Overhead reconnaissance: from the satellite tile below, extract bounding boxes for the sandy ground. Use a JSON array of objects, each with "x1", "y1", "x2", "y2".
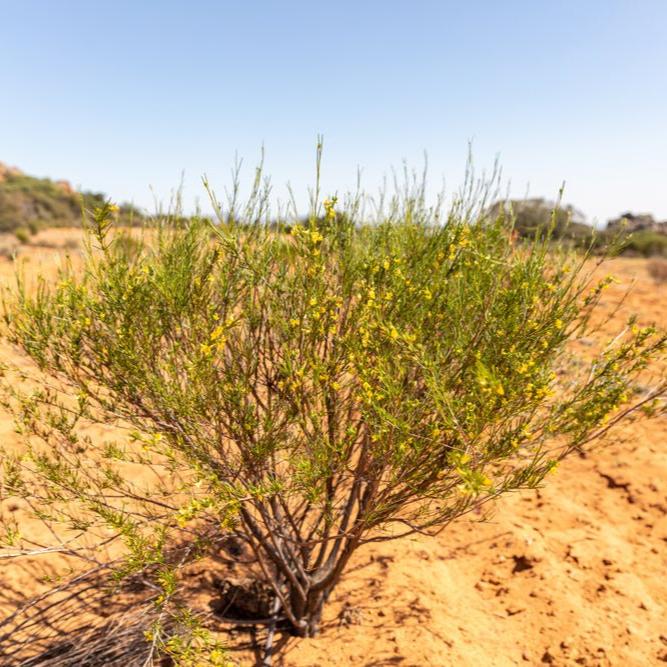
[{"x1": 0, "y1": 230, "x2": 665, "y2": 666}]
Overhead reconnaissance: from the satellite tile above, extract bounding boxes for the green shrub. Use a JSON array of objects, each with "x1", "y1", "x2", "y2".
[
  {"x1": 14, "y1": 227, "x2": 30, "y2": 244},
  {"x1": 488, "y1": 198, "x2": 592, "y2": 241},
  {"x1": 1, "y1": 165, "x2": 665, "y2": 658},
  {"x1": 622, "y1": 230, "x2": 667, "y2": 257},
  {"x1": 26, "y1": 219, "x2": 42, "y2": 236}
]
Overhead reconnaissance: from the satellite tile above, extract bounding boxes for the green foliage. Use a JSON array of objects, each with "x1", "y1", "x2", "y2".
[
  {"x1": 2, "y1": 166, "x2": 666, "y2": 656},
  {"x1": 26, "y1": 219, "x2": 42, "y2": 235},
  {"x1": 0, "y1": 170, "x2": 143, "y2": 232},
  {"x1": 14, "y1": 227, "x2": 30, "y2": 244},
  {"x1": 621, "y1": 230, "x2": 667, "y2": 257}
]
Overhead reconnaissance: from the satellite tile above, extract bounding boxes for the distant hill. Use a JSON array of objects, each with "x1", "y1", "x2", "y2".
[{"x1": 0, "y1": 162, "x2": 142, "y2": 232}]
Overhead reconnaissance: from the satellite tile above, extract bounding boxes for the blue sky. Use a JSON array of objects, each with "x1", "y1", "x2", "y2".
[{"x1": 1, "y1": 1, "x2": 665, "y2": 224}]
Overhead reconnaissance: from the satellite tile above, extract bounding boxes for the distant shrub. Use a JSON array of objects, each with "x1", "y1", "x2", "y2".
[
  {"x1": 14, "y1": 227, "x2": 30, "y2": 244},
  {"x1": 622, "y1": 231, "x2": 667, "y2": 257},
  {"x1": 2, "y1": 161, "x2": 666, "y2": 661},
  {"x1": 62, "y1": 237, "x2": 80, "y2": 251},
  {"x1": 488, "y1": 198, "x2": 592, "y2": 242},
  {"x1": 26, "y1": 220, "x2": 42, "y2": 235},
  {"x1": 648, "y1": 258, "x2": 667, "y2": 283}
]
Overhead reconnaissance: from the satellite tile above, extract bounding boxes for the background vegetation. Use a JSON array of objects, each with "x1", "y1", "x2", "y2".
[{"x1": 0, "y1": 167, "x2": 142, "y2": 233}]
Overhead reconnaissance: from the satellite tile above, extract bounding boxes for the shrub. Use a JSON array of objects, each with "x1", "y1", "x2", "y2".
[
  {"x1": 622, "y1": 230, "x2": 667, "y2": 257},
  {"x1": 14, "y1": 227, "x2": 30, "y2": 244},
  {"x1": 487, "y1": 198, "x2": 592, "y2": 241},
  {"x1": 26, "y1": 219, "x2": 42, "y2": 236},
  {"x1": 62, "y1": 237, "x2": 80, "y2": 251},
  {"x1": 1, "y1": 165, "x2": 666, "y2": 657},
  {"x1": 648, "y1": 258, "x2": 667, "y2": 283}
]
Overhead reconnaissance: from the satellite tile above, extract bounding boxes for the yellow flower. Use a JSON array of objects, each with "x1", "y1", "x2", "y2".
[
  {"x1": 496, "y1": 385, "x2": 505, "y2": 396},
  {"x1": 108, "y1": 203, "x2": 120, "y2": 214},
  {"x1": 555, "y1": 319, "x2": 563, "y2": 330},
  {"x1": 323, "y1": 197, "x2": 337, "y2": 220},
  {"x1": 389, "y1": 326, "x2": 399, "y2": 340},
  {"x1": 210, "y1": 325, "x2": 225, "y2": 341}
]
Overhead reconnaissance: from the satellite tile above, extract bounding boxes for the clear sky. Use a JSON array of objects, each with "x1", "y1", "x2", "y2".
[{"x1": 1, "y1": 1, "x2": 665, "y2": 224}]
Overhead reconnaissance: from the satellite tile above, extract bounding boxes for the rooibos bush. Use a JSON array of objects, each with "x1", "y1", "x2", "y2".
[{"x1": 2, "y1": 159, "x2": 665, "y2": 657}]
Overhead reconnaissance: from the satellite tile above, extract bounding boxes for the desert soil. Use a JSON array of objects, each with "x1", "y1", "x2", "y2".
[{"x1": 0, "y1": 229, "x2": 666, "y2": 666}]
